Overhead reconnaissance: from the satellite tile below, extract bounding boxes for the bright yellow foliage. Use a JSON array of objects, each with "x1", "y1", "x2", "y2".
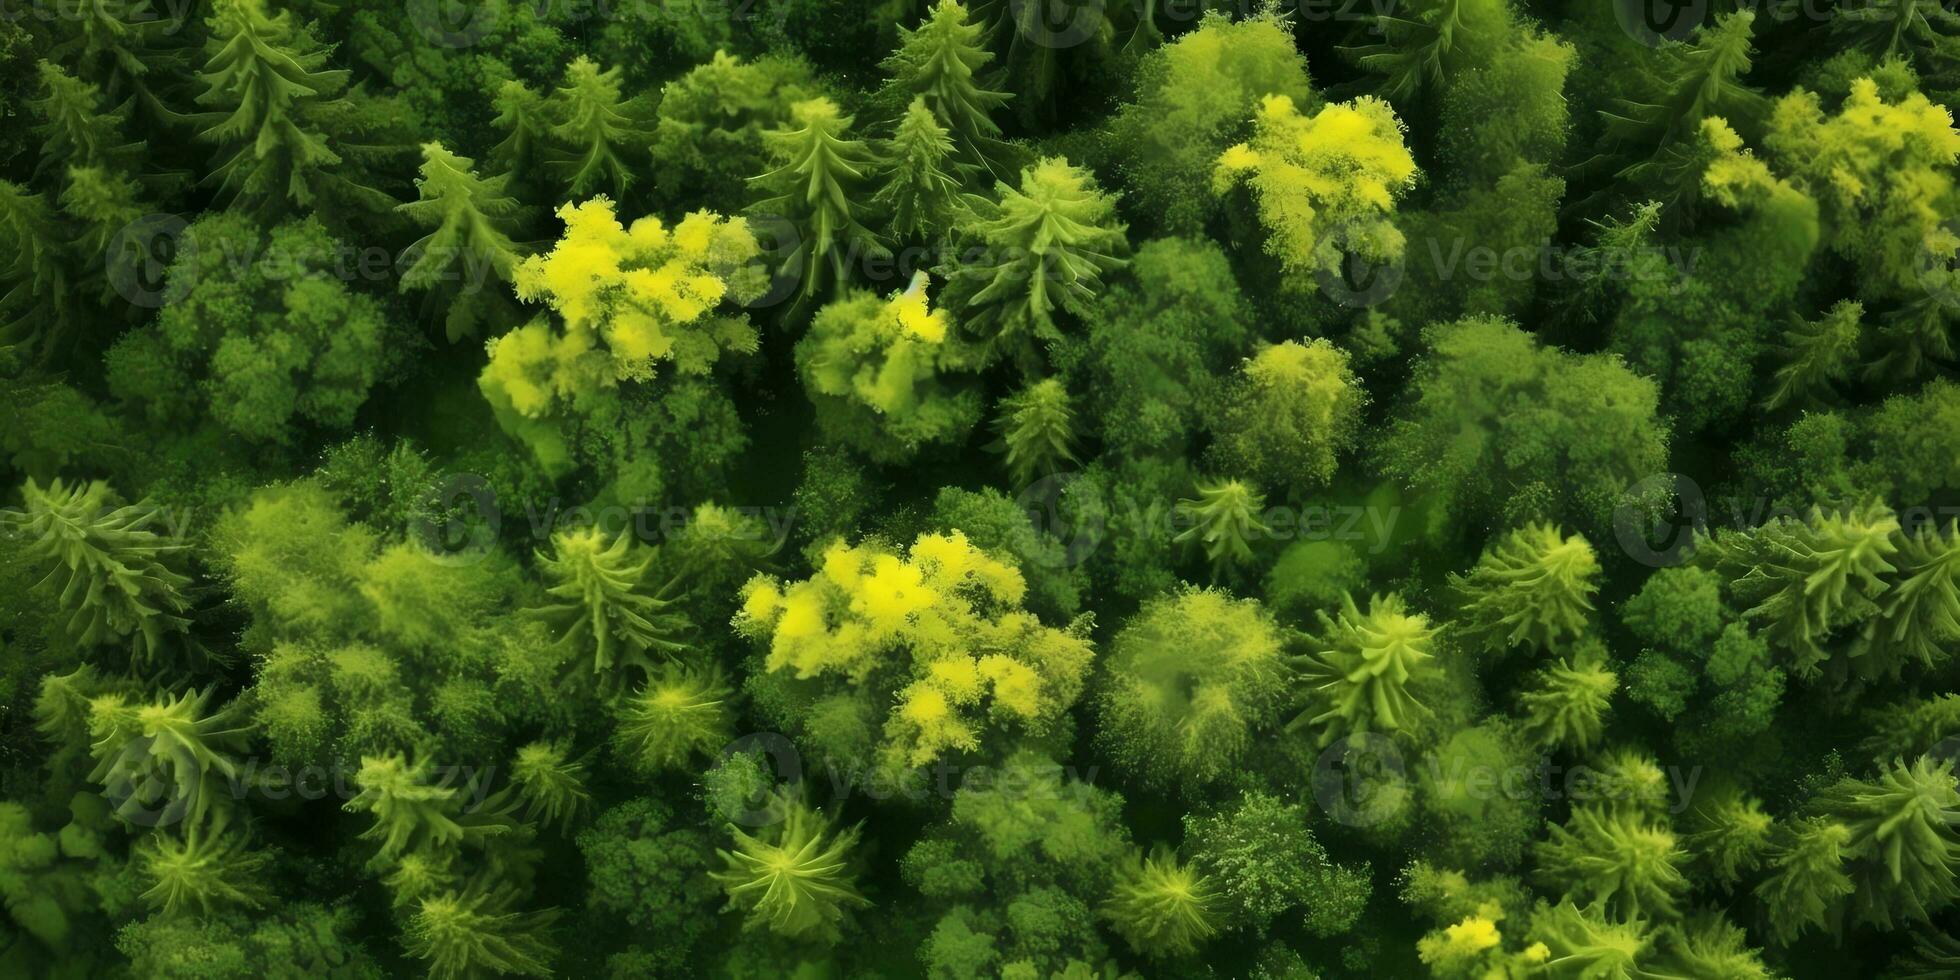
[
  {"x1": 489, "y1": 198, "x2": 764, "y2": 407},
  {"x1": 1213, "y1": 94, "x2": 1417, "y2": 289},
  {"x1": 1763, "y1": 77, "x2": 1960, "y2": 293},
  {"x1": 736, "y1": 531, "x2": 1094, "y2": 766}
]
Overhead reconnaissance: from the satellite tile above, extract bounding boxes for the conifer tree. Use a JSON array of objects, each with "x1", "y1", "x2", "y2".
[
  {"x1": 545, "y1": 57, "x2": 649, "y2": 200},
  {"x1": 880, "y1": 0, "x2": 1012, "y2": 175},
  {"x1": 875, "y1": 98, "x2": 978, "y2": 242},
  {"x1": 397, "y1": 142, "x2": 529, "y2": 343},
  {"x1": 193, "y1": 0, "x2": 360, "y2": 216},
  {"x1": 750, "y1": 97, "x2": 886, "y2": 305}
]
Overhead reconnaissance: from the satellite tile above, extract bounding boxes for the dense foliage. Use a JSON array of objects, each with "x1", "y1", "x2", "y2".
[{"x1": 6, "y1": 0, "x2": 1960, "y2": 976}]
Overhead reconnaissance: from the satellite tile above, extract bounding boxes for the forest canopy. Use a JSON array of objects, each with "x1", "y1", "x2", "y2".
[{"x1": 6, "y1": 0, "x2": 1960, "y2": 977}]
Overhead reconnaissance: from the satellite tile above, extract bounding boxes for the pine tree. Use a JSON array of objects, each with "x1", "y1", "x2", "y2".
[
  {"x1": 545, "y1": 57, "x2": 649, "y2": 200},
  {"x1": 1597, "y1": 12, "x2": 1767, "y2": 187},
  {"x1": 880, "y1": 0, "x2": 1012, "y2": 176},
  {"x1": 193, "y1": 0, "x2": 357, "y2": 215},
  {"x1": 0, "y1": 181, "x2": 79, "y2": 356},
  {"x1": 29, "y1": 61, "x2": 144, "y2": 182},
  {"x1": 52, "y1": 0, "x2": 197, "y2": 136},
  {"x1": 875, "y1": 98, "x2": 978, "y2": 242},
  {"x1": 489, "y1": 80, "x2": 553, "y2": 186},
  {"x1": 2, "y1": 477, "x2": 195, "y2": 666},
  {"x1": 943, "y1": 156, "x2": 1126, "y2": 367},
  {"x1": 1766, "y1": 301, "x2": 1862, "y2": 409},
  {"x1": 749, "y1": 97, "x2": 886, "y2": 305},
  {"x1": 397, "y1": 142, "x2": 529, "y2": 343},
  {"x1": 58, "y1": 166, "x2": 148, "y2": 307}
]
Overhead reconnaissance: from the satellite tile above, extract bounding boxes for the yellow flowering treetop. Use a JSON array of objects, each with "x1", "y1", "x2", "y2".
[
  {"x1": 735, "y1": 530, "x2": 1095, "y2": 767},
  {"x1": 796, "y1": 272, "x2": 983, "y2": 462},
  {"x1": 482, "y1": 197, "x2": 765, "y2": 416},
  {"x1": 1763, "y1": 77, "x2": 1960, "y2": 295},
  {"x1": 477, "y1": 198, "x2": 770, "y2": 483},
  {"x1": 1213, "y1": 94, "x2": 1417, "y2": 289}
]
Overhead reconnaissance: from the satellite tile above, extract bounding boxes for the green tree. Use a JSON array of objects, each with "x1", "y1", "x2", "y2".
[
  {"x1": 879, "y1": 0, "x2": 1011, "y2": 174},
  {"x1": 1093, "y1": 588, "x2": 1289, "y2": 791},
  {"x1": 396, "y1": 142, "x2": 528, "y2": 343},
  {"x1": 750, "y1": 96, "x2": 885, "y2": 305},
  {"x1": 942, "y1": 157, "x2": 1127, "y2": 369},
  {"x1": 796, "y1": 274, "x2": 982, "y2": 462},
  {"x1": 193, "y1": 0, "x2": 381, "y2": 216},
  {"x1": 545, "y1": 57, "x2": 649, "y2": 199}
]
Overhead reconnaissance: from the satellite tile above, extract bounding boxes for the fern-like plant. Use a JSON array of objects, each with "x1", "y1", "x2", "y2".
[
  {"x1": 1856, "y1": 521, "x2": 1960, "y2": 678},
  {"x1": 613, "y1": 662, "x2": 733, "y2": 776},
  {"x1": 994, "y1": 377, "x2": 1079, "y2": 487},
  {"x1": 510, "y1": 740, "x2": 590, "y2": 834},
  {"x1": 545, "y1": 57, "x2": 648, "y2": 199},
  {"x1": 1103, "y1": 844, "x2": 1219, "y2": 958},
  {"x1": 1765, "y1": 300, "x2": 1862, "y2": 410},
  {"x1": 750, "y1": 97, "x2": 886, "y2": 305},
  {"x1": 1814, "y1": 756, "x2": 1960, "y2": 930},
  {"x1": 1755, "y1": 816, "x2": 1854, "y2": 944},
  {"x1": 1450, "y1": 522, "x2": 1600, "y2": 655},
  {"x1": 1173, "y1": 479, "x2": 1270, "y2": 575},
  {"x1": 136, "y1": 813, "x2": 271, "y2": 915},
  {"x1": 1682, "y1": 785, "x2": 1774, "y2": 889},
  {"x1": 87, "y1": 688, "x2": 247, "y2": 829},
  {"x1": 396, "y1": 142, "x2": 528, "y2": 343},
  {"x1": 711, "y1": 794, "x2": 870, "y2": 941},
  {"x1": 943, "y1": 156, "x2": 1127, "y2": 367},
  {"x1": 879, "y1": 0, "x2": 1012, "y2": 175},
  {"x1": 876, "y1": 97, "x2": 980, "y2": 241},
  {"x1": 193, "y1": 0, "x2": 365, "y2": 215},
  {"x1": 1517, "y1": 644, "x2": 1618, "y2": 751},
  {"x1": 407, "y1": 886, "x2": 559, "y2": 980},
  {"x1": 1700, "y1": 501, "x2": 1900, "y2": 677},
  {"x1": 344, "y1": 754, "x2": 511, "y2": 869},
  {"x1": 1534, "y1": 805, "x2": 1689, "y2": 920},
  {"x1": 1289, "y1": 592, "x2": 1438, "y2": 746},
  {"x1": 5, "y1": 477, "x2": 194, "y2": 665},
  {"x1": 532, "y1": 527, "x2": 687, "y2": 690}
]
